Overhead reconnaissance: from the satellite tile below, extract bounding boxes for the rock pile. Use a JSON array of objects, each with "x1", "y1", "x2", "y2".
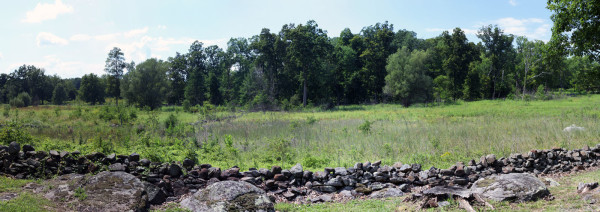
[{"x1": 2, "y1": 141, "x2": 600, "y2": 206}]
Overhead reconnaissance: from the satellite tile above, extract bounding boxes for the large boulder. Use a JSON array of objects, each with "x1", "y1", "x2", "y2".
[
  {"x1": 33, "y1": 171, "x2": 148, "y2": 212},
  {"x1": 180, "y1": 180, "x2": 274, "y2": 212},
  {"x1": 470, "y1": 173, "x2": 549, "y2": 202}
]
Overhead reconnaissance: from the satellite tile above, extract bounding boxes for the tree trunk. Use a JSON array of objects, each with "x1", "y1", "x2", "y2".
[{"x1": 303, "y1": 78, "x2": 307, "y2": 107}]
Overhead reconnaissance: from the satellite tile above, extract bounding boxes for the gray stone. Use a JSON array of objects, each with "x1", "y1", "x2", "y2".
[
  {"x1": 369, "y1": 188, "x2": 404, "y2": 198},
  {"x1": 169, "y1": 163, "x2": 182, "y2": 178},
  {"x1": 334, "y1": 167, "x2": 347, "y2": 176},
  {"x1": 106, "y1": 153, "x2": 116, "y2": 161},
  {"x1": 543, "y1": 178, "x2": 560, "y2": 187},
  {"x1": 35, "y1": 172, "x2": 148, "y2": 211},
  {"x1": 325, "y1": 177, "x2": 343, "y2": 187},
  {"x1": 129, "y1": 152, "x2": 140, "y2": 162},
  {"x1": 22, "y1": 144, "x2": 34, "y2": 152},
  {"x1": 290, "y1": 163, "x2": 303, "y2": 178},
  {"x1": 577, "y1": 182, "x2": 598, "y2": 193},
  {"x1": 180, "y1": 181, "x2": 273, "y2": 212},
  {"x1": 471, "y1": 173, "x2": 549, "y2": 202},
  {"x1": 139, "y1": 159, "x2": 151, "y2": 167},
  {"x1": 399, "y1": 164, "x2": 412, "y2": 172},
  {"x1": 369, "y1": 182, "x2": 387, "y2": 191},
  {"x1": 423, "y1": 186, "x2": 472, "y2": 199},
  {"x1": 354, "y1": 162, "x2": 363, "y2": 170},
  {"x1": 339, "y1": 190, "x2": 353, "y2": 197},
  {"x1": 8, "y1": 142, "x2": 20, "y2": 155},
  {"x1": 311, "y1": 194, "x2": 332, "y2": 203},
  {"x1": 438, "y1": 201, "x2": 450, "y2": 207},
  {"x1": 109, "y1": 163, "x2": 126, "y2": 172},
  {"x1": 144, "y1": 182, "x2": 166, "y2": 205},
  {"x1": 312, "y1": 185, "x2": 336, "y2": 193}
]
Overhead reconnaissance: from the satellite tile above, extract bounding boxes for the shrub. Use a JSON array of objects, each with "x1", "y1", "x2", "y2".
[
  {"x1": 358, "y1": 120, "x2": 372, "y2": 134},
  {"x1": 536, "y1": 85, "x2": 547, "y2": 100},
  {"x1": 164, "y1": 113, "x2": 178, "y2": 129},
  {"x1": 0, "y1": 122, "x2": 35, "y2": 145},
  {"x1": 9, "y1": 92, "x2": 31, "y2": 108}
]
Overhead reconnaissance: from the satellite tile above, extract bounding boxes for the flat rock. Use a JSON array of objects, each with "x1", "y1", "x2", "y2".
[
  {"x1": 33, "y1": 171, "x2": 148, "y2": 212},
  {"x1": 180, "y1": 181, "x2": 274, "y2": 212},
  {"x1": 423, "y1": 186, "x2": 472, "y2": 199},
  {"x1": 471, "y1": 173, "x2": 549, "y2": 202},
  {"x1": 370, "y1": 188, "x2": 404, "y2": 198}
]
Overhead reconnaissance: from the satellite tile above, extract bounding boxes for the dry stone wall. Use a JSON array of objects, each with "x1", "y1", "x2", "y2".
[{"x1": 2, "y1": 141, "x2": 600, "y2": 205}]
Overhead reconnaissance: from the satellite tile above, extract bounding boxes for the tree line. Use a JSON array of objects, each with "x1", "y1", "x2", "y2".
[{"x1": 1, "y1": 7, "x2": 599, "y2": 109}]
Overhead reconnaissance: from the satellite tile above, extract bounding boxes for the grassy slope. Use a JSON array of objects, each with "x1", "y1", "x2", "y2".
[{"x1": 1, "y1": 95, "x2": 599, "y2": 171}]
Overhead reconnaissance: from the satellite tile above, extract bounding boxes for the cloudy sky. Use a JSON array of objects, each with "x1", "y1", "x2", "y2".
[{"x1": 0, "y1": 0, "x2": 553, "y2": 78}]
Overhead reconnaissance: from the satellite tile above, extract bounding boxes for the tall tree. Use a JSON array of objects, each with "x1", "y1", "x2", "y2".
[
  {"x1": 104, "y1": 47, "x2": 126, "y2": 106},
  {"x1": 52, "y1": 83, "x2": 67, "y2": 105},
  {"x1": 477, "y1": 25, "x2": 515, "y2": 99},
  {"x1": 548, "y1": 0, "x2": 600, "y2": 60},
  {"x1": 360, "y1": 22, "x2": 395, "y2": 102},
  {"x1": 384, "y1": 47, "x2": 433, "y2": 106},
  {"x1": 185, "y1": 41, "x2": 207, "y2": 106},
  {"x1": 123, "y1": 58, "x2": 168, "y2": 109},
  {"x1": 79, "y1": 73, "x2": 105, "y2": 105},
  {"x1": 440, "y1": 28, "x2": 479, "y2": 100},
  {"x1": 282, "y1": 20, "x2": 331, "y2": 107},
  {"x1": 166, "y1": 52, "x2": 187, "y2": 105}
]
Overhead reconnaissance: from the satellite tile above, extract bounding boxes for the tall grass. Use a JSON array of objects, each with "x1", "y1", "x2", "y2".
[{"x1": 1, "y1": 95, "x2": 599, "y2": 171}]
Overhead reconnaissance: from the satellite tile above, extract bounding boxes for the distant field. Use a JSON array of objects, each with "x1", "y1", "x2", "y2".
[{"x1": 1, "y1": 95, "x2": 599, "y2": 171}]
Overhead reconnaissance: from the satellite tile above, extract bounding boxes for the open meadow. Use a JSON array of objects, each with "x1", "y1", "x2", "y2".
[{"x1": 2, "y1": 94, "x2": 598, "y2": 172}]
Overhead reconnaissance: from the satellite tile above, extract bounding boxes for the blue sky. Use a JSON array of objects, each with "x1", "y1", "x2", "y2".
[{"x1": 0, "y1": 0, "x2": 553, "y2": 78}]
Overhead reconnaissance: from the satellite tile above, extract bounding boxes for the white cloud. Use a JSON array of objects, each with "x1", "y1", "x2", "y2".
[
  {"x1": 94, "y1": 33, "x2": 121, "y2": 41},
  {"x1": 37, "y1": 32, "x2": 69, "y2": 46},
  {"x1": 509, "y1": 0, "x2": 517, "y2": 6},
  {"x1": 495, "y1": 17, "x2": 550, "y2": 40},
  {"x1": 157, "y1": 25, "x2": 167, "y2": 30},
  {"x1": 124, "y1": 27, "x2": 149, "y2": 38},
  {"x1": 6, "y1": 55, "x2": 104, "y2": 78},
  {"x1": 0, "y1": 52, "x2": 3, "y2": 60},
  {"x1": 22, "y1": 0, "x2": 73, "y2": 23},
  {"x1": 70, "y1": 34, "x2": 92, "y2": 41}
]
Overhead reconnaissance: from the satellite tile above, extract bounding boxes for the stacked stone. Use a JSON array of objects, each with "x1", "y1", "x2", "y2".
[{"x1": 2, "y1": 141, "x2": 600, "y2": 205}]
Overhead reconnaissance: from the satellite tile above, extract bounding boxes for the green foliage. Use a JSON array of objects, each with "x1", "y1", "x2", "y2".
[
  {"x1": 74, "y1": 187, "x2": 87, "y2": 201},
  {"x1": 536, "y1": 85, "x2": 548, "y2": 100},
  {"x1": 10, "y1": 92, "x2": 31, "y2": 108},
  {"x1": 268, "y1": 138, "x2": 292, "y2": 167},
  {"x1": 548, "y1": 0, "x2": 600, "y2": 59},
  {"x1": 306, "y1": 116, "x2": 317, "y2": 125},
  {"x1": 89, "y1": 136, "x2": 113, "y2": 154},
  {"x1": 358, "y1": 120, "x2": 372, "y2": 134},
  {"x1": 384, "y1": 47, "x2": 433, "y2": 106},
  {"x1": 0, "y1": 122, "x2": 34, "y2": 145},
  {"x1": 122, "y1": 58, "x2": 168, "y2": 109},
  {"x1": 52, "y1": 83, "x2": 67, "y2": 105},
  {"x1": 79, "y1": 73, "x2": 106, "y2": 105},
  {"x1": 164, "y1": 113, "x2": 179, "y2": 129},
  {"x1": 3, "y1": 105, "x2": 9, "y2": 117}
]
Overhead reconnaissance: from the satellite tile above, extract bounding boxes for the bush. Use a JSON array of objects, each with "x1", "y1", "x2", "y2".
[
  {"x1": 164, "y1": 113, "x2": 178, "y2": 129},
  {"x1": 0, "y1": 122, "x2": 35, "y2": 145},
  {"x1": 9, "y1": 92, "x2": 31, "y2": 108},
  {"x1": 536, "y1": 85, "x2": 548, "y2": 100},
  {"x1": 358, "y1": 120, "x2": 372, "y2": 134}
]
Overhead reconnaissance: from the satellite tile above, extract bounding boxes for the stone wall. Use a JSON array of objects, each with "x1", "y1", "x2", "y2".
[{"x1": 2, "y1": 141, "x2": 600, "y2": 204}]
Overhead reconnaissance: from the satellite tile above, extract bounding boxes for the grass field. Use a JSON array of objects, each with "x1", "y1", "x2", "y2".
[{"x1": 1, "y1": 95, "x2": 599, "y2": 171}]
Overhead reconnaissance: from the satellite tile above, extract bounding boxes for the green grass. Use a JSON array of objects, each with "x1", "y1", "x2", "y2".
[
  {"x1": 0, "y1": 176, "x2": 52, "y2": 212},
  {"x1": 2, "y1": 95, "x2": 600, "y2": 171}
]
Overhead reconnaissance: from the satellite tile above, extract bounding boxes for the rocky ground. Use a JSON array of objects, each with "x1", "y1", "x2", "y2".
[{"x1": 4, "y1": 142, "x2": 600, "y2": 211}]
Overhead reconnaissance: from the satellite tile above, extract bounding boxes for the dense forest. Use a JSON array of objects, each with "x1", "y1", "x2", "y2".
[{"x1": 1, "y1": 2, "x2": 599, "y2": 110}]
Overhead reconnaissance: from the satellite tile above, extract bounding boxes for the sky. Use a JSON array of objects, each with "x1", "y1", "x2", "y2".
[{"x1": 0, "y1": 0, "x2": 554, "y2": 78}]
